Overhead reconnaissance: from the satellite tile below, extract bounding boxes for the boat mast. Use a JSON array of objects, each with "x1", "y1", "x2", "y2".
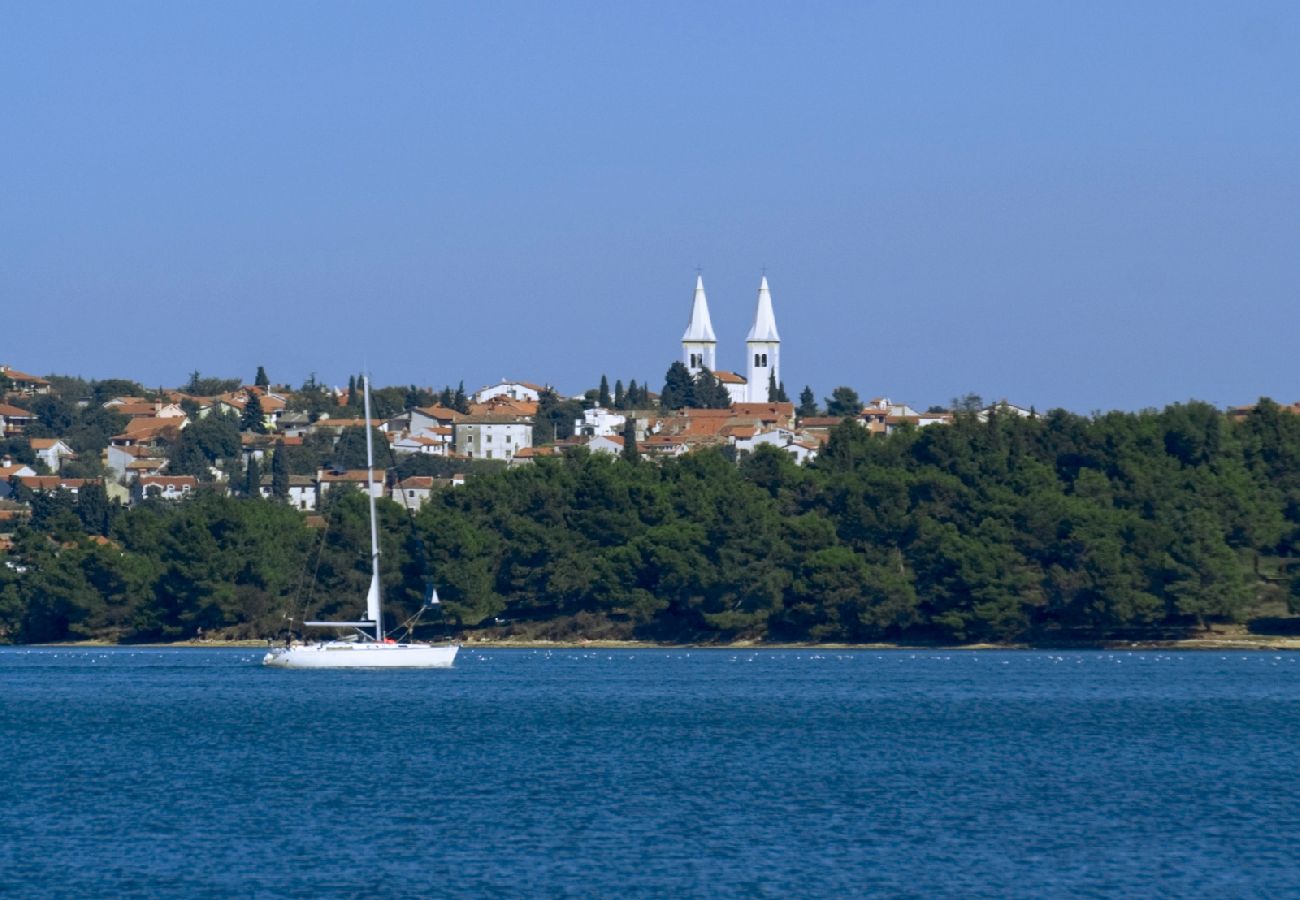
[{"x1": 362, "y1": 373, "x2": 384, "y2": 640}]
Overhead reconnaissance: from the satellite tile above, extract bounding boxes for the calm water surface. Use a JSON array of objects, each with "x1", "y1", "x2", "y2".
[{"x1": 1, "y1": 648, "x2": 1298, "y2": 897}]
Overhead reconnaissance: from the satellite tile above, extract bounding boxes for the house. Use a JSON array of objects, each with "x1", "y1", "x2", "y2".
[
  {"x1": 716, "y1": 370, "x2": 749, "y2": 404},
  {"x1": 0, "y1": 463, "x2": 38, "y2": 499},
  {"x1": 15, "y1": 475, "x2": 92, "y2": 495},
  {"x1": 453, "y1": 415, "x2": 533, "y2": 461},
  {"x1": 132, "y1": 475, "x2": 197, "y2": 503},
  {"x1": 736, "y1": 428, "x2": 819, "y2": 465},
  {"x1": 390, "y1": 432, "x2": 452, "y2": 456},
  {"x1": 509, "y1": 446, "x2": 562, "y2": 466},
  {"x1": 105, "y1": 399, "x2": 187, "y2": 420},
  {"x1": 317, "y1": 469, "x2": 385, "y2": 499},
  {"x1": 640, "y1": 435, "x2": 689, "y2": 458},
  {"x1": 104, "y1": 443, "x2": 172, "y2": 483},
  {"x1": 977, "y1": 401, "x2": 1035, "y2": 423},
  {"x1": 0, "y1": 403, "x2": 35, "y2": 436},
  {"x1": 258, "y1": 474, "x2": 319, "y2": 511},
  {"x1": 470, "y1": 395, "x2": 539, "y2": 418},
  {"x1": 111, "y1": 416, "x2": 185, "y2": 446},
  {"x1": 1226, "y1": 401, "x2": 1300, "y2": 423},
  {"x1": 588, "y1": 434, "x2": 625, "y2": 456},
  {"x1": 216, "y1": 387, "x2": 288, "y2": 430},
  {"x1": 0, "y1": 365, "x2": 51, "y2": 397},
  {"x1": 387, "y1": 475, "x2": 458, "y2": 508},
  {"x1": 575, "y1": 407, "x2": 626, "y2": 438},
  {"x1": 28, "y1": 438, "x2": 76, "y2": 473},
  {"x1": 471, "y1": 380, "x2": 546, "y2": 404}
]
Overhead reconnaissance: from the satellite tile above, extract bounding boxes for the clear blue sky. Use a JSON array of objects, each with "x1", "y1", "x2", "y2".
[{"x1": 4, "y1": 2, "x2": 1297, "y2": 411}]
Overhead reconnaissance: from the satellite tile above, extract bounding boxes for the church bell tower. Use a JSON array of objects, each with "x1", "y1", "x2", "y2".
[
  {"x1": 745, "y1": 275, "x2": 780, "y2": 402},
  {"x1": 681, "y1": 274, "x2": 717, "y2": 375}
]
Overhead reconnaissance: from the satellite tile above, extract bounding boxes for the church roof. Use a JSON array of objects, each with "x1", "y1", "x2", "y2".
[
  {"x1": 682, "y1": 275, "x2": 717, "y2": 343},
  {"x1": 746, "y1": 275, "x2": 781, "y2": 343}
]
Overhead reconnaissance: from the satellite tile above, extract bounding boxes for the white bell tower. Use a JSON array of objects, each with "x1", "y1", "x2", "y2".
[
  {"x1": 745, "y1": 275, "x2": 780, "y2": 402},
  {"x1": 681, "y1": 274, "x2": 717, "y2": 375}
]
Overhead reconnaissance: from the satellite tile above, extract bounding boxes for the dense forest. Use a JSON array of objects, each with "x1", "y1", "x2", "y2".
[{"x1": 4, "y1": 399, "x2": 1300, "y2": 644}]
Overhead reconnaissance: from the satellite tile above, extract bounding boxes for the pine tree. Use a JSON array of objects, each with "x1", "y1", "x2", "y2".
[
  {"x1": 254, "y1": 366, "x2": 269, "y2": 388},
  {"x1": 825, "y1": 386, "x2": 863, "y2": 418},
  {"x1": 621, "y1": 416, "x2": 638, "y2": 463},
  {"x1": 271, "y1": 440, "x2": 290, "y2": 500},
  {"x1": 453, "y1": 381, "x2": 470, "y2": 414},
  {"x1": 240, "y1": 391, "x2": 268, "y2": 434},
  {"x1": 614, "y1": 379, "x2": 626, "y2": 409},
  {"x1": 797, "y1": 385, "x2": 819, "y2": 418}
]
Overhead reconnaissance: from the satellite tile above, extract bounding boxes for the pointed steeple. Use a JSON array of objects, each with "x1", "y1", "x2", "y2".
[
  {"x1": 682, "y1": 274, "x2": 717, "y2": 375},
  {"x1": 745, "y1": 275, "x2": 781, "y2": 402},
  {"x1": 746, "y1": 275, "x2": 780, "y2": 342},
  {"x1": 682, "y1": 275, "x2": 717, "y2": 343}
]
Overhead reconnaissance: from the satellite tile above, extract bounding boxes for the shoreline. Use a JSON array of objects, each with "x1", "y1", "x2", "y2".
[{"x1": 22, "y1": 635, "x2": 1300, "y2": 651}]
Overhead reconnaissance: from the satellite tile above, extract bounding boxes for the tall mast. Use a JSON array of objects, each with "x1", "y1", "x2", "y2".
[{"x1": 362, "y1": 373, "x2": 383, "y2": 640}]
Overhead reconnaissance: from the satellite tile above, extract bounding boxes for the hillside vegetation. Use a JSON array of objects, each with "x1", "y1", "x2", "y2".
[{"x1": 5, "y1": 400, "x2": 1300, "y2": 644}]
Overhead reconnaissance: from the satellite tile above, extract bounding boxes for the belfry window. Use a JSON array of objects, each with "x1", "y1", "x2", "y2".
[{"x1": 754, "y1": 353, "x2": 768, "y2": 367}]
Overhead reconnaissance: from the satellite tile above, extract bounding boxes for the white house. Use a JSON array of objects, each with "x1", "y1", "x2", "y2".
[
  {"x1": 132, "y1": 475, "x2": 197, "y2": 503},
  {"x1": 977, "y1": 401, "x2": 1036, "y2": 423},
  {"x1": 390, "y1": 432, "x2": 451, "y2": 457},
  {"x1": 454, "y1": 415, "x2": 533, "y2": 462},
  {"x1": 317, "y1": 469, "x2": 385, "y2": 499},
  {"x1": 471, "y1": 380, "x2": 545, "y2": 405},
  {"x1": 258, "y1": 474, "x2": 318, "y2": 511},
  {"x1": 575, "y1": 407, "x2": 626, "y2": 438},
  {"x1": 588, "y1": 434, "x2": 625, "y2": 456},
  {"x1": 29, "y1": 438, "x2": 76, "y2": 473},
  {"x1": 0, "y1": 403, "x2": 36, "y2": 436},
  {"x1": 0, "y1": 365, "x2": 51, "y2": 396},
  {"x1": 105, "y1": 445, "x2": 168, "y2": 483},
  {"x1": 736, "y1": 428, "x2": 820, "y2": 465},
  {"x1": 0, "y1": 463, "x2": 38, "y2": 499}
]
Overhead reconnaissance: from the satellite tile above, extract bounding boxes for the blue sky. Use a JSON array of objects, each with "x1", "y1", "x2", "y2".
[{"x1": 3, "y1": 2, "x2": 1297, "y2": 411}]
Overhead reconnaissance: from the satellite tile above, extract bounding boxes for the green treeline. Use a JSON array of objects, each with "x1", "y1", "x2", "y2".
[{"x1": 4, "y1": 399, "x2": 1300, "y2": 644}]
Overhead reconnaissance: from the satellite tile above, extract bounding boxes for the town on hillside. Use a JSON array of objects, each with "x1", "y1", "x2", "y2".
[{"x1": 0, "y1": 276, "x2": 1280, "y2": 527}]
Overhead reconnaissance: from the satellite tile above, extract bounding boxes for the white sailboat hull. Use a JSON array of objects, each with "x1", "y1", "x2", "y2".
[{"x1": 263, "y1": 642, "x2": 459, "y2": 669}]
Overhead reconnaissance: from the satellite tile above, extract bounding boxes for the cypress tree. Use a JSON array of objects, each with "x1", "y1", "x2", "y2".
[
  {"x1": 598, "y1": 375, "x2": 612, "y2": 408},
  {"x1": 240, "y1": 391, "x2": 268, "y2": 434},
  {"x1": 453, "y1": 381, "x2": 470, "y2": 414},
  {"x1": 797, "y1": 386, "x2": 819, "y2": 418},
  {"x1": 627, "y1": 380, "x2": 640, "y2": 408},
  {"x1": 271, "y1": 440, "x2": 290, "y2": 500},
  {"x1": 614, "y1": 379, "x2": 626, "y2": 409},
  {"x1": 661, "y1": 362, "x2": 693, "y2": 410},
  {"x1": 254, "y1": 366, "x2": 270, "y2": 388},
  {"x1": 438, "y1": 385, "x2": 453, "y2": 408},
  {"x1": 244, "y1": 455, "x2": 262, "y2": 498},
  {"x1": 621, "y1": 416, "x2": 638, "y2": 463}
]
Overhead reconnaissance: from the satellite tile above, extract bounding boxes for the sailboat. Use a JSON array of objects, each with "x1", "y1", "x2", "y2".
[{"x1": 263, "y1": 374, "x2": 460, "y2": 669}]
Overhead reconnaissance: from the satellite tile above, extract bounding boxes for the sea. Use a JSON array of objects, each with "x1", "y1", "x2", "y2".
[{"x1": 1, "y1": 647, "x2": 1298, "y2": 898}]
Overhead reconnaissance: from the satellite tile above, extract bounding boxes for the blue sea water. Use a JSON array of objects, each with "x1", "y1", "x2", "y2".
[{"x1": 2, "y1": 648, "x2": 1298, "y2": 898}]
